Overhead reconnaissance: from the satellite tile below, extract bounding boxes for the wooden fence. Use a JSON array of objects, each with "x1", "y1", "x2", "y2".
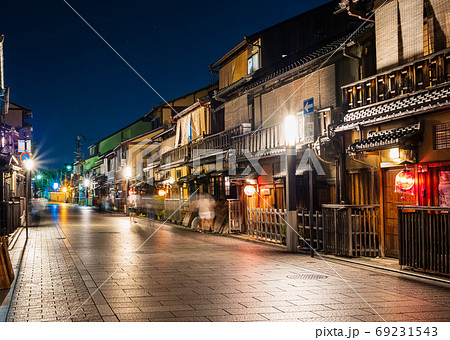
[
  {"x1": 247, "y1": 208, "x2": 285, "y2": 244},
  {"x1": 298, "y1": 210, "x2": 323, "y2": 251},
  {"x1": 228, "y1": 199, "x2": 242, "y2": 233},
  {"x1": 164, "y1": 199, "x2": 186, "y2": 224},
  {"x1": 322, "y1": 205, "x2": 380, "y2": 257},
  {"x1": 398, "y1": 206, "x2": 449, "y2": 274},
  {"x1": 0, "y1": 200, "x2": 23, "y2": 237}
]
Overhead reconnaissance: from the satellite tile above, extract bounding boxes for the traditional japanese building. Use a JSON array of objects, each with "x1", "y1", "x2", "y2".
[
  {"x1": 335, "y1": 0, "x2": 450, "y2": 271},
  {"x1": 208, "y1": 0, "x2": 371, "y2": 239}
]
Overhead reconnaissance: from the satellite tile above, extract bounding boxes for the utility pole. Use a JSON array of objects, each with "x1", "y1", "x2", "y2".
[{"x1": 75, "y1": 135, "x2": 85, "y2": 162}]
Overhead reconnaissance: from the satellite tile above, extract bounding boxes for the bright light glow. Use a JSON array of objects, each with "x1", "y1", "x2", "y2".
[
  {"x1": 37, "y1": 174, "x2": 42, "y2": 180},
  {"x1": 261, "y1": 188, "x2": 270, "y2": 196},
  {"x1": 62, "y1": 187, "x2": 68, "y2": 193},
  {"x1": 244, "y1": 185, "x2": 256, "y2": 196},
  {"x1": 24, "y1": 159, "x2": 34, "y2": 170},
  {"x1": 395, "y1": 170, "x2": 415, "y2": 192},
  {"x1": 124, "y1": 166, "x2": 132, "y2": 179},
  {"x1": 389, "y1": 148, "x2": 401, "y2": 164},
  {"x1": 284, "y1": 115, "x2": 298, "y2": 146},
  {"x1": 53, "y1": 183, "x2": 59, "y2": 190},
  {"x1": 84, "y1": 179, "x2": 90, "y2": 187},
  {"x1": 162, "y1": 177, "x2": 175, "y2": 185},
  {"x1": 246, "y1": 178, "x2": 257, "y2": 185},
  {"x1": 158, "y1": 189, "x2": 166, "y2": 197}
]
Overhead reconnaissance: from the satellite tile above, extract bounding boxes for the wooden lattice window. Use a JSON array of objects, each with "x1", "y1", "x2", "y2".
[{"x1": 434, "y1": 122, "x2": 450, "y2": 150}]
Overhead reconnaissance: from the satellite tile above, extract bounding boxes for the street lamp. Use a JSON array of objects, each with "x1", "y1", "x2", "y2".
[
  {"x1": 24, "y1": 159, "x2": 34, "y2": 171},
  {"x1": 284, "y1": 115, "x2": 299, "y2": 252},
  {"x1": 23, "y1": 158, "x2": 34, "y2": 239},
  {"x1": 62, "y1": 186, "x2": 68, "y2": 203},
  {"x1": 124, "y1": 167, "x2": 131, "y2": 215}
]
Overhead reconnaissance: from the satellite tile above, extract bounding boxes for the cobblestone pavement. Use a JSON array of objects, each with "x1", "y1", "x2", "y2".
[{"x1": 5, "y1": 203, "x2": 450, "y2": 322}]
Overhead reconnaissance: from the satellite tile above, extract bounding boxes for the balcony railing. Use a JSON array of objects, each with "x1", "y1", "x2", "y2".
[
  {"x1": 342, "y1": 48, "x2": 450, "y2": 110},
  {"x1": 232, "y1": 123, "x2": 285, "y2": 158},
  {"x1": 160, "y1": 144, "x2": 189, "y2": 166},
  {"x1": 398, "y1": 206, "x2": 449, "y2": 274},
  {"x1": 191, "y1": 125, "x2": 243, "y2": 158}
]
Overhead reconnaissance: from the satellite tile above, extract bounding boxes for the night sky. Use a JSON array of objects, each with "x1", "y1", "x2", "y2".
[{"x1": 1, "y1": 0, "x2": 329, "y2": 169}]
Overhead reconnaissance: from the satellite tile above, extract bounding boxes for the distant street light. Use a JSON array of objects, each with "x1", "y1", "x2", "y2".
[
  {"x1": 36, "y1": 174, "x2": 42, "y2": 180},
  {"x1": 62, "y1": 186, "x2": 68, "y2": 203},
  {"x1": 284, "y1": 115, "x2": 299, "y2": 253},
  {"x1": 124, "y1": 167, "x2": 132, "y2": 179}
]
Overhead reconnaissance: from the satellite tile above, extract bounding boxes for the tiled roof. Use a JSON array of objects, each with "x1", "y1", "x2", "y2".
[
  {"x1": 243, "y1": 23, "x2": 374, "y2": 92},
  {"x1": 215, "y1": 23, "x2": 374, "y2": 97},
  {"x1": 335, "y1": 83, "x2": 450, "y2": 132},
  {"x1": 348, "y1": 123, "x2": 422, "y2": 153}
]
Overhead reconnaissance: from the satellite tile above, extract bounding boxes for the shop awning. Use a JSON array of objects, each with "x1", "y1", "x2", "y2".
[
  {"x1": 131, "y1": 181, "x2": 143, "y2": 187},
  {"x1": 273, "y1": 168, "x2": 308, "y2": 179},
  {"x1": 178, "y1": 174, "x2": 197, "y2": 183},
  {"x1": 228, "y1": 171, "x2": 259, "y2": 182},
  {"x1": 83, "y1": 156, "x2": 99, "y2": 171},
  {"x1": 348, "y1": 122, "x2": 422, "y2": 153},
  {"x1": 93, "y1": 174, "x2": 107, "y2": 183},
  {"x1": 197, "y1": 170, "x2": 216, "y2": 179},
  {"x1": 210, "y1": 171, "x2": 224, "y2": 177}
]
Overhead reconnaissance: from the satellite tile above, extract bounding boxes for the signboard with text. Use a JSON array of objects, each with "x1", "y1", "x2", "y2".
[{"x1": 303, "y1": 98, "x2": 315, "y2": 143}]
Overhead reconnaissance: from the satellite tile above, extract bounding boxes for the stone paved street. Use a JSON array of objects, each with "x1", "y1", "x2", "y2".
[{"x1": 4, "y1": 203, "x2": 450, "y2": 322}]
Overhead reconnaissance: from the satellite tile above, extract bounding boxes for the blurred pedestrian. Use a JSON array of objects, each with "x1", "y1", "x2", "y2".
[
  {"x1": 198, "y1": 193, "x2": 215, "y2": 233},
  {"x1": 128, "y1": 192, "x2": 137, "y2": 223}
]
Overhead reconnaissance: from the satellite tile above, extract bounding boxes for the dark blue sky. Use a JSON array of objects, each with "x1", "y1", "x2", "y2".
[{"x1": 1, "y1": 0, "x2": 329, "y2": 169}]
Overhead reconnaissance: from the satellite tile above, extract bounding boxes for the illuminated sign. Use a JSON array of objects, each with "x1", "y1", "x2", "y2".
[
  {"x1": 395, "y1": 170, "x2": 414, "y2": 192},
  {"x1": 244, "y1": 185, "x2": 256, "y2": 196}
]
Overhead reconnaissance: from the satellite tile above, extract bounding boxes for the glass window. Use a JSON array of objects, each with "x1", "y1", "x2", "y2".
[
  {"x1": 225, "y1": 176, "x2": 230, "y2": 196},
  {"x1": 247, "y1": 53, "x2": 259, "y2": 74}
]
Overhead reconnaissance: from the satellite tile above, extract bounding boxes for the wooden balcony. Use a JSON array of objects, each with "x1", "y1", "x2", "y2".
[
  {"x1": 160, "y1": 144, "x2": 189, "y2": 167},
  {"x1": 190, "y1": 125, "x2": 244, "y2": 159},
  {"x1": 232, "y1": 123, "x2": 285, "y2": 158},
  {"x1": 342, "y1": 48, "x2": 450, "y2": 111}
]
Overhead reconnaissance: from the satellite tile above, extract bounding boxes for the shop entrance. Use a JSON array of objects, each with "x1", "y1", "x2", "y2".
[{"x1": 382, "y1": 168, "x2": 416, "y2": 257}]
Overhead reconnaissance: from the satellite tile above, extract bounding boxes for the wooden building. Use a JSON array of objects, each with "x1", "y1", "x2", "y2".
[
  {"x1": 208, "y1": 0, "x2": 371, "y2": 238},
  {"x1": 335, "y1": 0, "x2": 450, "y2": 271}
]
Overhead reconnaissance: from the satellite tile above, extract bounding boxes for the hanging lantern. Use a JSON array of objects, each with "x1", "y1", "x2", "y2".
[
  {"x1": 158, "y1": 189, "x2": 166, "y2": 197},
  {"x1": 244, "y1": 185, "x2": 256, "y2": 196},
  {"x1": 395, "y1": 170, "x2": 415, "y2": 192}
]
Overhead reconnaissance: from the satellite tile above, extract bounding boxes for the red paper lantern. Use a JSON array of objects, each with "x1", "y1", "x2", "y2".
[
  {"x1": 244, "y1": 185, "x2": 256, "y2": 196},
  {"x1": 395, "y1": 170, "x2": 415, "y2": 192}
]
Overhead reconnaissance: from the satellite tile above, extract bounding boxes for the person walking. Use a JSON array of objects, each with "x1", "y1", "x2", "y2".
[
  {"x1": 198, "y1": 193, "x2": 215, "y2": 233},
  {"x1": 128, "y1": 193, "x2": 137, "y2": 224}
]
